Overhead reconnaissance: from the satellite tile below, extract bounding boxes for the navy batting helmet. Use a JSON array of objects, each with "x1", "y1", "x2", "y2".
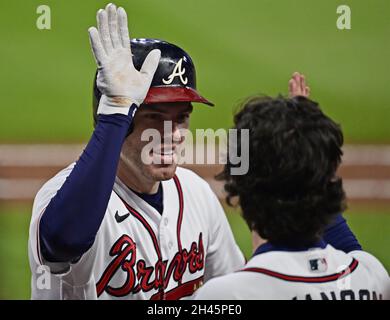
[{"x1": 92, "y1": 38, "x2": 214, "y2": 126}]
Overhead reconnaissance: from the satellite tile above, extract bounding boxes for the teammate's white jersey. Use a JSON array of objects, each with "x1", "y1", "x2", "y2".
[
  {"x1": 194, "y1": 245, "x2": 390, "y2": 300},
  {"x1": 28, "y1": 164, "x2": 245, "y2": 300}
]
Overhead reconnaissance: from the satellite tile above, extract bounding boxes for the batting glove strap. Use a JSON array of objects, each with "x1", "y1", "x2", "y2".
[{"x1": 97, "y1": 94, "x2": 138, "y2": 116}]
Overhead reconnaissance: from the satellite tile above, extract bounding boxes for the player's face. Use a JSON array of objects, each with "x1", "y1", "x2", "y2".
[{"x1": 120, "y1": 102, "x2": 192, "y2": 183}]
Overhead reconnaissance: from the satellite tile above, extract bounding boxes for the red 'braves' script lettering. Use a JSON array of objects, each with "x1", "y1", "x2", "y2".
[{"x1": 96, "y1": 233, "x2": 204, "y2": 298}]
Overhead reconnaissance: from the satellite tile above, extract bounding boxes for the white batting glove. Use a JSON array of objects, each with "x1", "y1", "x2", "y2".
[{"x1": 88, "y1": 3, "x2": 161, "y2": 116}]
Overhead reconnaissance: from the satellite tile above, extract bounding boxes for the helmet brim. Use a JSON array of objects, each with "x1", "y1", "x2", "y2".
[{"x1": 144, "y1": 86, "x2": 214, "y2": 106}]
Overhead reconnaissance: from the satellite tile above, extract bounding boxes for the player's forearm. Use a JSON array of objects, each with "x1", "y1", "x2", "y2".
[
  {"x1": 39, "y1": 110, "x2": 135, "y2": 263},
  {"x1": 323, "y1": 213, "x2": 362, "y2": 252}
]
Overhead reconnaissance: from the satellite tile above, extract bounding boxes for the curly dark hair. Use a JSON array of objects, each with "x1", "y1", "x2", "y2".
[{"x1": 219, "y1": 96, "x2": 346, "y2": 246}]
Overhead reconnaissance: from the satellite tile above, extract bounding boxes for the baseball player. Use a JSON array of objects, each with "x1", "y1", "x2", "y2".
[
  {"x1": 194, "y1": 74, "x2": 390, "y2": 300},
  {"x1": 28, "y1": 3, "x2": 244, "y2": 300}
]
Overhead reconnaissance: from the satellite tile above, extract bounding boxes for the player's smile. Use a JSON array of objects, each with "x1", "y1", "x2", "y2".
[
  {"x1": 140, "y1": 102, "x2": 190, "y2": 166},
  {"x1": 151, "y1": 146, "x2": 178, "y2": 165},
  {"x1": 117, "y1": 102, "x2": 193, "y2": 193}
]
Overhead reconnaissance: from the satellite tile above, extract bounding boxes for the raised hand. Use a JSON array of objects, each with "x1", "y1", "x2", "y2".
[
  {"x1": 88, "y1": 3, "x2": 161, "y2": 114},
  {"x1": 288, "y1": 72, "x2": 310, "y2": 98}
]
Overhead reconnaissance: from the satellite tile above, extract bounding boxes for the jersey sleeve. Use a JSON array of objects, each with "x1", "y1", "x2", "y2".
[
  {"x1": 28, "y1": 164, "x2": 75, "y2": 274},
  {"x1": 193, "y1": 277, "x2": 233, "y2": 300},
  {"x1": 193, "y1": 273, "x2": 254, "y2": 300},
  {"x1": 203, "y1": 185, "x2": 245, "y2": 282},
  {"x1": 349, "y1": 250, "x2": 390, "y2": 299}
]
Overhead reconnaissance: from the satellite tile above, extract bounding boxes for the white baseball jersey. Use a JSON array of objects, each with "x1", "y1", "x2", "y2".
[
  {"x1": 194, "y1": 244, "x2": 390, "y2": 300},
  {"x1": 28, "y1": 163, "x2": 245, "y2": 300}
]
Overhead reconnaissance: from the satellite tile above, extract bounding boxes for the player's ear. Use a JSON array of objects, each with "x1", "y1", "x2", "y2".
[{"x1": 125, "y1": 102, "x2": 146, "y2": 136}]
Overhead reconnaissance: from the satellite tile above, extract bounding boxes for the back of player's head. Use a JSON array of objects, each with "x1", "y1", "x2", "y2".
[{"x1": 220, "y1": 96, "x2": 346, "y2": 246}]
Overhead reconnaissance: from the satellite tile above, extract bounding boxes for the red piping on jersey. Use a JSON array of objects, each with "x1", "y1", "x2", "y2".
[
  {"x1": 117, "y1": 174, "x2": 184, "y2": 259},
  {"x1": 121, "y1": 202, "x2": 162, "y2": 259},
  {"x1": 173, "y1": 175, "x2": 184, "y2": 285},
  {"x1": 119, "y1": 199, "x2": 164, "y2": 297},
  {"x1": 116, "y1": 174, "x2": 185, "y2": 297},
  {"x1": 239, "y1": 259, "x2": 359, "y2": 283},
  {"x1": 150, "y1": 276, "x2": 204, "y2": 300},
  {"x1": 173, "y1": 175, "x2": 184, "y2": 253}
]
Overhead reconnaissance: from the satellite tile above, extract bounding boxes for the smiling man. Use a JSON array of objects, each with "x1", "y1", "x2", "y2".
[
  {"x1": 116, "y1": 102, "x2": 193, "y2": 188},
  {"x1": 28, "y1": 3, "x2": 244, "y2": 300}
]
